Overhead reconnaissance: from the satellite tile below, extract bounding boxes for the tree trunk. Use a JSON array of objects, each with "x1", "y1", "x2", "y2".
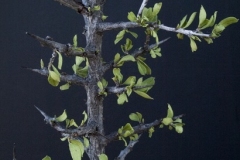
[{"x1": 82, "y1": 0, "x2": 105, "y2": 159}]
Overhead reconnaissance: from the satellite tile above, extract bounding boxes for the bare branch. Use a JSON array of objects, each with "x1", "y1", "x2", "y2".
[
  {"x1": 106, "y1": 114, "x2": 185, "y2": 143},
  {"x1": 35, "y1": 106, "x2": 96, "y2": 137},
  {"x1": 13, "y1": 143, "x2": 16, "y2": 160},
  {"x1": 26, "y1": 32, "x2": 94, "y2": 58},
  {"x1": 157, "y1": 24, "x2": 211, "y2": 38},
  {"x1": 52, "y1": 0, "x2": 89, "y2": 14},
  {"x1": 22, "y1": 67, "x2": 88, "y2": 85},
  {"x1": 97, "y1": 22, "x2": 212, "y2": 39},
  {"x1": 115, "y1": 135, "x2": 142, "y2": 160},
  {"x1": 104, "y1": 85, "x2": 154, "y2": 94},
  {"x1": 131, "y1": 37, "x2": 171, "y2": 58},
  {"x1": 137, "y1": 0, "x2": 149, "y2": 17},
  {"x1": 97, "y1": 22, "x2": 140, "y2": 32}
]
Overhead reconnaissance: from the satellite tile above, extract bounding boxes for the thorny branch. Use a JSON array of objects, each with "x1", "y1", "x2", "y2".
[
  {"x1": 52, "y1": 0, "x2": 89, "y2": 14},
  {"x1": 22, "y1": 67, "x2": 88, "y2": 86},
  {"x1": 35, "y1": 106, "x2": 97, "y2": 137},
  {"x1": 13, "y1": 143, "x2": 16, "y2": 160},
  {"x1": 115, "y1": 135, "x2": 142, "y2": 160},
  {"x1": 103, "y1": 85, "x2": 154, "y2": 95},
  {"x1": 105, "y1": 114, "x2": 185, "y2": 143},
  {"x1": 137, "y1": 0, "x2": 149, "y2": 17},
  {"x1": 102, "y1": 37, "x2": 170, "y2": 73},
  {"x1": 26, "y1": 32, "x2": 94, "y2": 58},
  {"x1": 97, "y1": 22, "x2": 211, "y2": 38}
]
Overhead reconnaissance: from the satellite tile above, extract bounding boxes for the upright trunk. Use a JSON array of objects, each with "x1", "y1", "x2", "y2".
[{"x1": 82, "y1": 0, "x2": 105, "y2": 159}]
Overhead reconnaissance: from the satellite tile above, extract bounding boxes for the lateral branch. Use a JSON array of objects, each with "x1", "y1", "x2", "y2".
[
  {"x1": 22, "y1": 66, "x2": 87, "y2": 85},
  {"x1": 97, "y1": 22, "x2": 211, "y2": 38},
  {"x1": 52, "y1": 0, "x2": 89, "y2": 14},
  {"x1": 106, "y1": 114, "x2": 185, "y2": 143},
  {"x1": 35, "y1": 106, "x2": 96, "y2": 137},
  {"x1": 26, "y1": 32, "x2": 94, "y2": 58},
  {"x1": 104, "y1": 85, "x2": 153, "y2": 94},
  {"x1": 115, "y1": 135, "x2": 142, "y2": 160}
]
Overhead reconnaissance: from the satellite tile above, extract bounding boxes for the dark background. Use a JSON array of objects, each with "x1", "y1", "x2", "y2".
[{"x1": 1, "y1": 0, "x2": 240, "y2": 159}]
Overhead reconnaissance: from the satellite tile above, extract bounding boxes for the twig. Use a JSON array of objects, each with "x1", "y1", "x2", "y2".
[
  {"x1": 97, "y1": 22, "x2": 212, "y2": 38},
  {"x1": 21, "y1": 67, "x2": 88, "y2": 86},
  {"x1": 137, "y1": 0, "x2": 149, "y2": 17},
  {"x1": 26, "y1": 32, "x2": 93, "y2": 58},
  {"x1": 115, "y1": 135, "x2": 142, "y2": 160},
  {"x1": 13, "y1": 143, "x2": 16, "y2": 160},
  {"x1": 131, "y1": 37, "x2": 171, "y2": 57},
  {"x1": 157, "y1": 24, "x2": 211, "y2": 38},
  {"x1": 104, "y1": 85, "x2": 154, "y2": 94},
  {"x1": 52, "y1": 0, "x2": 89, "y2": 14},
  {"x1": 106, "y1": 114, "x2": 185, "y2": 143},
  {"x1": 34, "y1": 106, "x2": 96, "y2": 136}
]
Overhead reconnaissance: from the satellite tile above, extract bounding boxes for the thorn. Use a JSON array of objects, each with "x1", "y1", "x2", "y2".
[
  {"x1": 13, "y1": 143, "x2": 16, "y2": 160},
  {"x1": 34, "y1": 105, "x2": 51, "y2": 122}
]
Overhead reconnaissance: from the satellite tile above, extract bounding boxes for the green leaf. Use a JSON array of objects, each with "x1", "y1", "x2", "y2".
[
  {"x1": 127, "y1": 12, "x2": 137, "y2": 22},
  {"x1": 60, "y1": 137, "x2": 68, "y2": 141},
  {"x1": 218, "y1": 17, "x2": 239, "y2": 28},
  {"x1": 204, "y1": 37, "x2": 213, "y2": 44},
  {"x1": 101, "y1": 15, "x2": 108, "y2": 21},
  {"x1": 129, "y1": 113, "x2": 139, "y2": 122},
  {"x1": 126, "y1": 30, "x2": 138, "y2": 38},
  {"x1": 101, "y1": 78, "x2": 108, "y2": 88},
  {"x1": 118, "y1": 55, "x2": 135, "y2": 65},
  {"x1": 83, "y1": 137, "x2": 89, "y2": 148},
  {"x1": 51, "y1": 65, "x2": 60, "y2": 76},
  {"x1": 114, "y1": 53, "x2": 121, "y2": 64},
  {"x1": 60, "y1": 83, "x2": 70, "y2": 90},
  {"x1": 123, "y1": 76, "x2": 136, "y2": 86},
  {"x1": 40, "y1": 59, "x2": 44, "y2": 69},
  {"x1": 42, "y1": 155, "x2": 51, "y2": 160},
  {"x1": 183, "y1": 12, "x2": 197, "y2": 28},
  {"x1": 48, "y1": 70, "x2": 60, "y2": 86},
  {"x1": 117, "y1": 92, "x2": 128, "y2": 105},
  {"x1": 55, "y1": 50, "x2": 63, "y2": 70},
  {"x1": 130, "y1": 134, "x2": 139, "y2": 141},
  {"x1": 114, "y1": 30, "x2": 126, "y2": 44},
  {"x1": 198, "y1": 5, "x2": 207, "y2": 27},
  {"x1": 73, "y1": 34, "x2": 77, "y2": 47},
  {"x1": 113, "y1": 68, "x2": 123, "y2": 83},
  {"x1": 190, "y1": 38, "x2": 197, "y2": 52},
  {"x1": 48, "y1": 74, "x2": 59, "y2": 87},
  {"x1": 55, "y1": 110, "x2": 67, "y2": 122},
  {"x1": 162, "y1": 118, "x2": 173, "y2": 125},
  {"x1": 177, "y1": 33, "x2": 184, "y2": 39},
  {"x1": 136, "y1": 77, "x2": 155, "y2": 93},
  {"x1": 75, "y1": 56, "x2": 85, "y2": 66},
  {"x1": 81, "y1": 111, "x2": 88, "y2": 126},
  {"x1": 69, "y1": 139, "x2": 84, "y2": 160},
  {"x1": 126, "y1": 86, "x2": 132, "y2": 96},
  {"x1": 93, "y1": 5, "x2": 100, "y2": 11},
  {"x1": 134, "y1": 90, "x2": 153, "y2": 99},
  {"x1": 178, "y1": 15, "x2": 187, "y2": 28},
  {"x1": 153, "y1": 2, "x2": 162, "y2": 15},
  {"x1": 148, "y1": 127, "x2": 154, "y2": 138},
  {"x1": 175, "y1": 124, "x2": 184, "y2": 133},
  {"x1": 167, "y1": 104, "x2": 174, "y2": 118},
  {"x1": 129, "y1": 112, "x2": 142, "y2": 123},
  {"x1": 99, "y1": 154, "x2": 108, "y2": 160},
  {"x1": 69, "y1": 119, "x2": 78, "y2": 128},
  {"x1": 97, "y1": 81, "x2": 104, "y2": 90},
  {"x1": 118, "y1": 123, "x2": 134, "y2": 137},
  {"x1": 136, "y1": 59, "x2": 151, "y2": 75},
  {"x1": 151, "y1": 30, "x2": 159, "y2": 43}
]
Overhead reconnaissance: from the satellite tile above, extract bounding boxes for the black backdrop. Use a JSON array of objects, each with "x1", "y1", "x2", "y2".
[{"x1": 0, "y1": 0, "x2": 240, "y2": 159}]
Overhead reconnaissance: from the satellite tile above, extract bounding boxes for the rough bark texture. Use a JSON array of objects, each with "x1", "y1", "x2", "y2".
[{"x1": 82, "y1": 0, "x2": 105, "y2": 159}]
